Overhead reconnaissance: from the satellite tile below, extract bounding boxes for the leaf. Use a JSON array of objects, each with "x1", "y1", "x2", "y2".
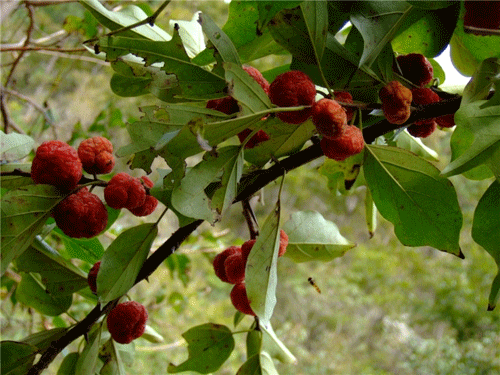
[
  {"x1": 16, "y1": 237, "x2": 88, "y2": 296},
  {"x1": 406, "y1": 1, "x2": 454, "y2": 9},
  {"x1": 246, "y1": 328, "x2": 262, "y2": 359},
  {"x1": 391, "y1": 4, "x2": 459, "y2": 57},
  {"x1": 261, "y1": 324, "x2": 297, "y2": 364},
  {"x1": 99, "y1": 339, "x2": 129, "y2": 375},
  {"x1": 257, "y1": 1, "x2": 303, "y2": 32},
  {"x1": 0, "y1": 163, "x2": 33, "y2": 190},
  {"x1": 198, "y1": 12, "x2": 240, "y2": 65},
  {"x1": 57, "y1": 352, "x2": 80, "y2": 375},
  {"x1": 246, "y1": 197, "x2": 281, "y2": 325},
  {"x1": 141, "y1": 325, "x2": 165, "y2": 344},
  {"x1": 350, "y1": 1, "x2": 415, "y2": 67},
  {"x1": 364, "y1": 145, "x2": 463, "y2": 256},
  {"x1": 80, "y1": 0, "x2": 171, "y2": 41},
  {"x1": 75, "y1": 325, "x2": 101, "y2": 375},
  {"x1": 171, "y1": 147, "x2": 242, "y2": 222},
  {"x1": 391, "y1": 130, "x2": 439, "y2": 161},
  {"x1": 167, "y1": 323, "x2": 234, "y2": 374},
  {"x1": 15, "y1": 273, "x2": 73, "y2": 316},
  {"x1": 170, "y1": 12, "x2": 205, "y2": 59},
  {"x1": 211, "y1": 147, "x2": 244, "y2": 216},
  {"x1": 441, "y1": 99, "x2": 500, "y2": 177},
  {"x1": 365, "y1": 188, "x2": 378, "y2": 239},
  {"x1": 22, "y1": 328, "x2": 68, "y2": 352},
  {"x1": 0, "y1": 341, "x2": 38, "y2": 375},
  {"x1": 59, "y1": 233, "x2": 105, "y2": 265},
  {"x1": 97, "y1": 224, "x2": 158, "y2": 303},
  {"x1": 472, "y1": 180, "x2": 500, "y2": 309},
  {"x1": 462, "y1": 57, "x2": 500, "y2": 106},
  {"x1": 236, "y1": 352, "x2": 279, "y2": 375},
  {"x1": 300, "y1": 1, "x2": 328, "y2": 64},
  {"x1": 0, "y1": 131, "x2": 34, "y2": 161},
  {"x1": 282, "y1": 210, "x2": 355, "y2": 263},
  {"x1": 1, "y1": 185, "x2": 64, "y2": 276},
  {"x1": 110, "y1": 74, "x2": 151, "y2": 97}
]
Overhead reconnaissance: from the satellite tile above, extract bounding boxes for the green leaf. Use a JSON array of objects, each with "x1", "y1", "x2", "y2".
[
  {"x1": 406, "y1": 1, "x2": 454, "y2": 9},
  {"x1": 257, "y1": 1, "x2": 303, "y2": 32},
  {"x1": 472, "y1": 180, "x2": 500, "y2": 310},
  {"x1": 75, "y1": 325, "x2": 102, "y2": 375},
  {"x1": 59, "y1": 232, "x2": 105, "y2": 264},
  {"x1": 1, "y1": 185, "x2": 64, "y2": 276},
  {"x1": 246, "y1": 328, "x2": 262, "y2": 359},
  {"x1": 441, "y1": 99, "x2": 500, "y2": 177},
  {"x1": 198, "y1": 12, "x2": 240, "y2": 65},
  {"x1": 16, "y1": 238, "x2": 88, "y2": 296},
  {"x1": 350, "y1": 1, "x2": 415, "y2": 67},
  {"x1": 261, "y1": 323, "x2": 297, "y2": 364},
  {"x1": 57, "y1": 352, "x2": 80, "y2": 375},
  {"x1": 0, "y1": 163, "x2": 33, "y2": 190},
  {"x1": 211, "y1": 147, "x2": 244, "y2": 216},
  {"x1": 365, "y1": 188, "x2": 377, "y2": 239},
  {"x1": 364, "y1": 145, "x2": 463, "y2": 256},
  {"x1": 79, "y1": 0, "x2": 171, "y2": 41},
  {"x1": 97, "y1": 224, "x2": 158, "y2": 303},
  {"x1": 15, "y1": 273, "x2": 73, "y2": 316},
  {"x1": 391, "y1": 130, "x2": 439, "y2": 161},
  {"x1": 236, "y1": 352, "x2": 279, "y2": 375},
  {"x1": 167, "y1": 323, "x2": 234, "y2": 374},
  {"x1": 99, "y1": 339, "x2": 130, "y2": 375},
  {"x1": 109, "y1": 74, "x2": 151, "y2": 98},
  {"x1": 282, "y1": 210, "x2": 355, "y2": 263},
  {"x1": 22, "y1": 328, "x2": 68, "y2": 352},
  {"x1": 0, "y1": 131, "x2": 34, "y2": 161},
  {"x1": 246, "y1": 197, "x2": 281, "y2": 325},
  {"x1": 0, "y1": 341, "x2": 38, "y2": 375},
  {"x1": 300, "y1": 1, "x2": 328, "y2": 64},
  {"x1": 391, "y1": 4, "x2": 459, "y2": 57},
  {"x1": 141, "y1": 325, "x2": 165, "y2": 344},
  {"x1": 462, "y1": 57, "x2": 500, "y2": 106},
  {"x1": 171, "y1": 147, "x2": 242, "y2": 222}
]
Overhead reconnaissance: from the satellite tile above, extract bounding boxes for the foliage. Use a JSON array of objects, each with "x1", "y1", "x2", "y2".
[{"x1": 1, "y1": 0, "x2": 500, "y2": 374}]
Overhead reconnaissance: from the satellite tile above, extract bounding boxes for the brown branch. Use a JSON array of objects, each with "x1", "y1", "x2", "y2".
[
  {"x1": 1, "y1": 87, "x2": 55, "y2": 125},
  {"x1": 242, "y1": 198, "x2": 259, "y2": 239},
  {"x1": 0, "y1": 46, "x2": 86, "y2": 52}
]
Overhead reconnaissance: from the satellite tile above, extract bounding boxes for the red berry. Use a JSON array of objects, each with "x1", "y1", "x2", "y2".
[
  {"x1": 87, "y1": 261, "x2": 101, "y2": 294},
  {"x1": 237, "y1": 128, "x2": 270, "y2": 149},
  {"x1": 53, "y1": 187, "x2": 108, "y2": 238},
  {"x1": 107, "y1": 301, "x2": 148, "y2": 344},
  {"x1": 230, "y1": 283, "x2": 255, "y2": 316},
  {"x1": 31, "y1": 140, "x2": 82, "y2": 192},
  {"x1": 241, "y1": 239, "x2": 256, "y2": 263},
  {"x1": 379, "y1": 81, "x2": 412, "y2": 125},
  {"x1": 78, "y1": 136, "x2": 115, "y2": 175},
  {"x1": 206, "y1": 96, "x2": 240, "y2": 115},
  {"x1": 213, "y1": 246, "x2": 241, "y2": 283},
  {"x1": 395, "y1": 53, "x2": 434, "y2": 87},
  {"x1": 411, "y1": 88, "x2": 440, "y2": 106},
  {"x1": 128, "y1": 176, "x2": 158, "y2": 217},
  {"x1": 104, "y1": 172, "x2": 146, "y2": 210},
  {"x1": 311, "y1": 99, "x2": 347, "y2": 139},
  {"x1": 242, "y1": 65, "x2": 270, "y2": 94},
  {"x1": 320, "y1": 125, "x2": 365, "y2": 161},
  {"x1": 224, "y1": 253, "x2": 245, "y2": 284},
  {"x1": 279, "y1": 230, "x2": 288, "y2": 257},
  {"x1": 464, "y1": 1, "x2": 500, "y2": 35},
  {"x1": 269, "y1": 70, "x2": 316, "y2": 124},
  {"x1": 407, "y1": 121, "x2": 437, "y2": 138},
  {"x1": 334, "y1": 91, "x2": 355, "y2": 122},
  {"x1": 436, "y1": 113, "x2": 455, "y2": 128}
]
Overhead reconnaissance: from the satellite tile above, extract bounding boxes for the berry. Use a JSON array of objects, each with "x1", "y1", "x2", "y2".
[
  {"x1": 436, "y1": 113, "x2": 455, "y2": 128},
  {"x1": 78, "y1": 136, "x2": 115, "y2": 175},
  {"x1": 334, "y1": 91, "x2": 355, "y2": 122},
  {"x1": 237, "y1": 128, "x2": 270, "y2": 149},
  {"x1": 224, "y1": 253, "x2": 245, "y2": 284},
  {"x1": 242, "y1": 65, "x2": 270, "y2": 94},
  {"x1": 52, "y1": 187, "x2": 108, "y2": 238},
  {"x1": 279, "y1": 230, "x2": 288, "y2": 257},
  {"x1": 379, "y1": 81, "x2": 412, "y2": 125},
  {"x1": 107, "y1": 301, "x2": 148, "y2": 344},
  {"x1": 87, "y1": 261, "x2": 101, "y2": 294},
  {"x1": 104, "y1": 172, "x2": 146, "y2": 210},
  {"x1": 230, "y1": 283, "x2": 255, "y2": 316},
  {"x1": 128, "y1": 176, "x2": 158, "y2": 217},
  {"x1": 213, "y1": 246, "x2": 241, "y2": 283},
  {"x1": 407, "y1": 121, "x2": 437, "y2": 138},
  {"x1": 269, "y1": 70, "x2": 316, "y2": 124},
  {"x1": 411, "y1": 87, "x2": 440, "y2": 106},
  {"x1": 311, "y1": 99, "x2": 347, "y2": 139},
  {"x1": 320, "y1": 125, "x2": 365, "y2": 161},
  {"x1": 31, "y1": 140, "x2": 82, "y2": 192},
  {"x1": 241, "y1": 239, "x2": 256, "y2": 263},
  {"x1": 464, "y1": 1, "x2": 500, "y2": 35},
  {"x1": 395, "y1": 53, "x2": 434, "y2": 87}
]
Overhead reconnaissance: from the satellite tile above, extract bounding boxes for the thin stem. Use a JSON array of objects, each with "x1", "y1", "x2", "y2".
[{"x1": 242, "y1": 198, "x2": 259, "y2": 239}]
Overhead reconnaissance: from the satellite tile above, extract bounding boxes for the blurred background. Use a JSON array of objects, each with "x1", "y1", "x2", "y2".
[{"x1": 1, "y1": 1, "x2": 499, "y2": 374}]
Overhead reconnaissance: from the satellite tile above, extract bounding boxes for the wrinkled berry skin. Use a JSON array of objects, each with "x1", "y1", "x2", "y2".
[
  {"x1": 230, "y1": 283, "x2": 255, "y2": 316},
  {"x1": 107, "y1": 301, "x2": 148, "y2": 344},
  {"x1": 410, "y1": 87, "x2": 440, "y2": 131},
  {"x1": 213, "y1": 246, "x2": 241, "y2": 283},
  {"x1": 104, "y1": 172, "x2": 146, "y2": 210},
  {"x1": 128, "y1": 176, "x2": 158, "y2": 217},
  {"x1": 224, "y1": 253, "x2": 246, "y2": 284},
  {"x1": 31, "y1": 140, "x2": 82, "y2": 192},
  {"x1": 78, "y1": 136, "x2": 115, "y2": 175},
  {"x1": 320, "y1": 125, "x2": 365, "y2": 161},
  {"x1": 411, "y1": 87, "x2": 440, "y2": 106},
  {"x1": 242, "y1": 65, "x2": 270, "y2": 95},
  {"x1": 53, "y1": 187, "x2": 108, "y2": 238},
  {"x1": 279, "y1": 230, "x2": 288, "y2": 257},
  {"x1": 407, "y1": 121, "x2": 437, "y2": 138},
  {"x1": 436, "y1": 113, "x2": 455, "y2": 128},
  {"x1": 334, "y1": 91, "x2": 355, "y2": 122},
  {"x1": 379, "y1": 81, "x2": 412, "y2": 125},
  {"x1": 269, "y1": 70, "x2": 316, "y2": 124},
  {"x1": 312, "y1": 99, "x2": 347, "y2": 139},
  {"x1": 241, "y1": 230, "x2": 288, "y2": 261},
  {"x1": 241, "y1": 239, "x2": 256, "y2": 263},
  {"x1": 395, "y1": 53, "x2": 434, "y2": 87},
  {"x1": 87, "y1": 261, "x2": 101, "y2": 294},
  {"x1": 237, "y1": 128, "x2": 270, "y2": 149}
]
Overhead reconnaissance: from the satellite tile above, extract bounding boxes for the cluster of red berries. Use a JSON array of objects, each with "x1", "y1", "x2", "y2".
[
  {"x1": 207, "y1": 67, "x2": 365, "y2": 161},
  {"x1": 379, "y1": 53, "x2": 455, "y2": 137},
  {"x1": 30, "y1": 137, "x2": 158, "y2": 238},
  {"x1": 87, "y1": 262, "x2": 148, "y2": 344},
  {"x1": 213, "y1": 230, "x2": 288, "y2": 316}
]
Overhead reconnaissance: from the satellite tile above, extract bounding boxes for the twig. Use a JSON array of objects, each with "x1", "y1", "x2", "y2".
[
  {"x1": 0, "y1": 46, "x2": 86, "y2": 52},
  {"x1": 242, "y1": 198, "x2": 259, "y2": 239},
  {"x1": 1, "y1": 87, "x2": 54, "y2": 125}
]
